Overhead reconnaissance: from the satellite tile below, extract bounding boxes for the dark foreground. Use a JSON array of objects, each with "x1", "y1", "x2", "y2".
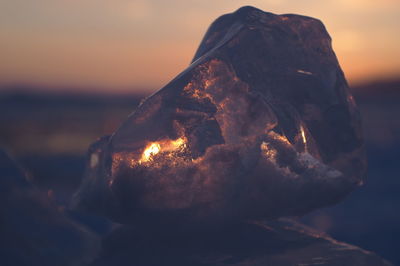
[
  {"x1": 93, "y1": 220, "x2": 391, "y2": 266},
  {"x1": 0, "y1": 149, "x2": 391, "y2": 265}
]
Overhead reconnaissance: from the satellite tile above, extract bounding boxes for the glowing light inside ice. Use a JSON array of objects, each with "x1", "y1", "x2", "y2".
[{"x1": 139, "y1": 137, "x2": 186, "y2": 164}]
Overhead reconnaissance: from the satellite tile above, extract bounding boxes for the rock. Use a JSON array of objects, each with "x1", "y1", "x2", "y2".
[
  {"x1": 0, "y1": 150, "x2": 99, "y2": 266},
  {"x1": 72, "y1": 6, "x2": 366, "y2": 231},
  {"x1": 91, "y1": 219, "x2": 391, "y2": 266}
]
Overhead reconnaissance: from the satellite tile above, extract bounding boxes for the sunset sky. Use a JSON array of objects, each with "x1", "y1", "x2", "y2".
[{"x1": 1, "y1": 0, "x2": 399, "y2": 94}]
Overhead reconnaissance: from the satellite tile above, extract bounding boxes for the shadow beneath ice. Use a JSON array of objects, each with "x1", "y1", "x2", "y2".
[{"x1": 90, "y1": 219, "x2": 390, "y2": 266}]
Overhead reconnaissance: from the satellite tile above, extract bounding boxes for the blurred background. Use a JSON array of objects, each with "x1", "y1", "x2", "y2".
[{"x1": 1, "y1": 0, "x2": 399, "y2": 264}]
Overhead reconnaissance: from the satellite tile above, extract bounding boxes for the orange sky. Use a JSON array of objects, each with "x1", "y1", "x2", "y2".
[{"x1": 1, "y1": 0, "x2": 399, "y2": 94}]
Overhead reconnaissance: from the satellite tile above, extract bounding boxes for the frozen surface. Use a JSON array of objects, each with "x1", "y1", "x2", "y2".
[
  {"x1": 91, "y1": 219, "x2": 391, "y2": 266},
  {"x1": 72, "y1": 6, "x2": 366, "y2": 230}
]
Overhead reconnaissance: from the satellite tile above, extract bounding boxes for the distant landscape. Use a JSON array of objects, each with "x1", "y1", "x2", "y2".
[{"x1": 1, "y1": 79, "x2": 399, "y2": 156}]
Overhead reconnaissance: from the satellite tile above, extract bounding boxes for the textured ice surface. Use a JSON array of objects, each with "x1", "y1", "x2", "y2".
[{"x1": 72, "y1": 6, "x2": 366, "y2": 230}]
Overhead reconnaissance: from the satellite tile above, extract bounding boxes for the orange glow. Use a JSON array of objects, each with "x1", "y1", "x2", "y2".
[
  {"x1": 139, "y1": 137, "x2": 186, "y2": 164},
  {"x1": 300, "y1": 125, "x2": 307, "y2": 146},
  {"x1": 141, "y1": 142, "x2": 161, "y2": 162},
  {"x1": 261, "y1": 141, "x2": 278, "y2": 161},
  {"x1": 268, "y1": 131, "x2": 291, "y2": 146}
]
